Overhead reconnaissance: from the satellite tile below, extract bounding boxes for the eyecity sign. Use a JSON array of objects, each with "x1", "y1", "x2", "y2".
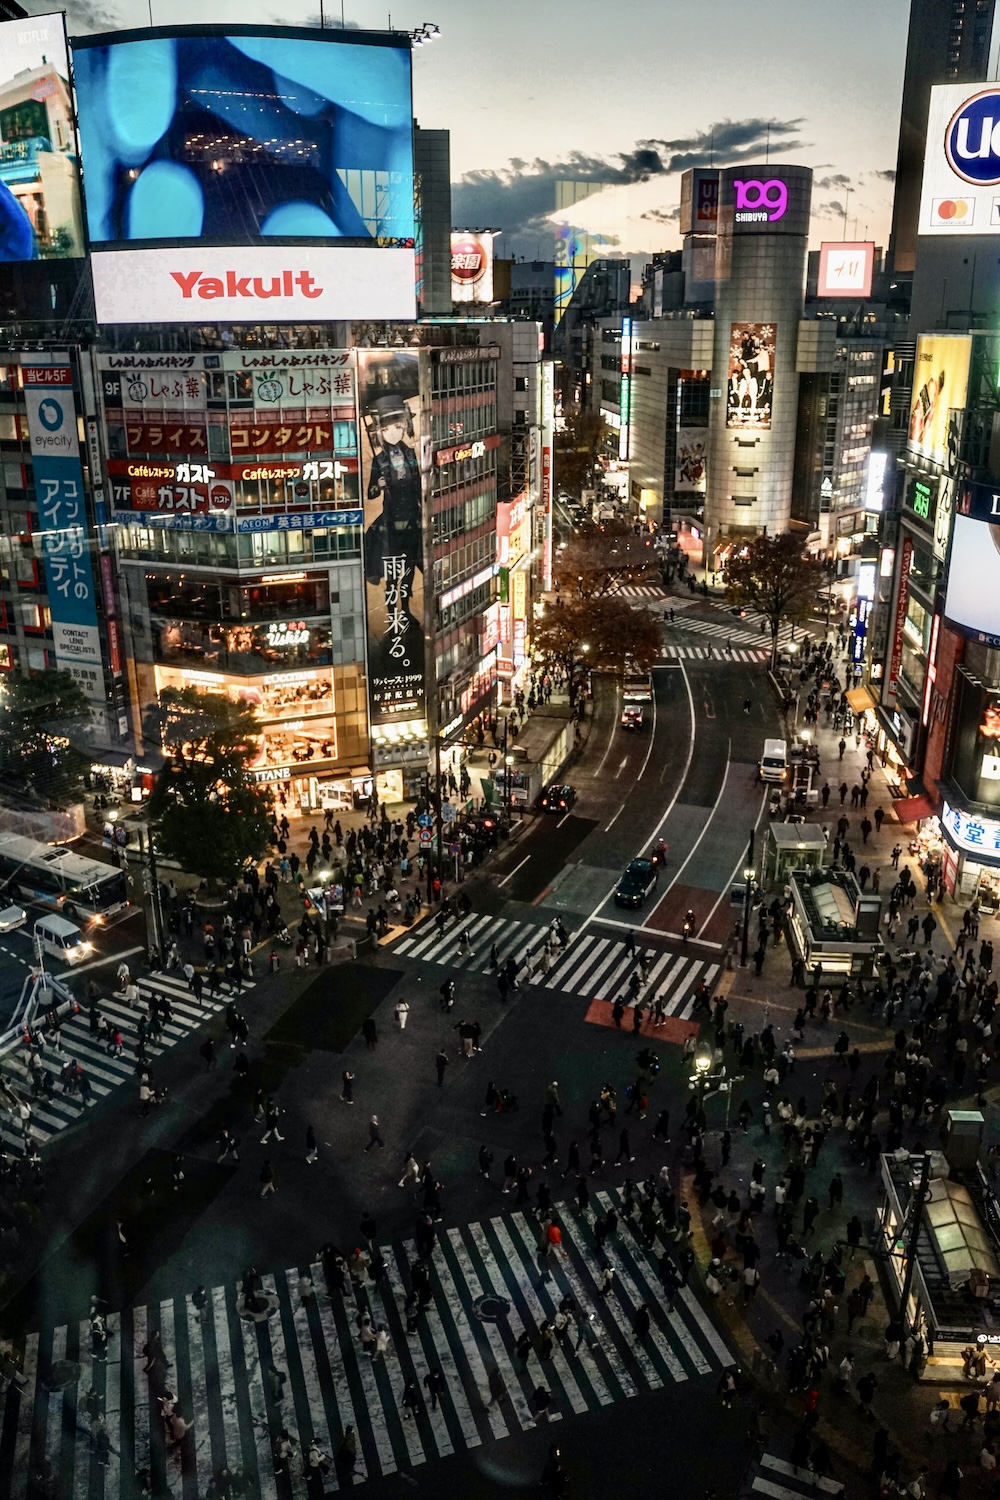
[{"x1": 733, "y1": 179, "x2": 788, "y2": 223}]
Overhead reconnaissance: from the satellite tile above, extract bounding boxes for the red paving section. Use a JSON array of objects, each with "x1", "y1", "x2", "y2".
[
  {"x1": 585, "y1": 997, "x2": 699, "y2": 1045},
  {"x1": 644, "y1": 881, "x2": 739, "y2": 947}
]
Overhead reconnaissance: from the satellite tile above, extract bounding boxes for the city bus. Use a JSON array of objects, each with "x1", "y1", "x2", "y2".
[
  {"x1": 0, "y1": 834, "x2": 128, "y2": 923},
  {"x1": 623, "y1": 670, "x2": 654, "y2": 703}
]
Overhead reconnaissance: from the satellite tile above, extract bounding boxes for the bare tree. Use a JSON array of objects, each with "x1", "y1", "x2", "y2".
[{"x1": 723, "y1": 534, "x2": 822, "y2": 670}]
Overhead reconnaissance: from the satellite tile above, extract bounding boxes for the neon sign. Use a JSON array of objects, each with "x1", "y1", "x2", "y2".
[{"x1": 734, "y1": 179, "x2": 788, "y2": 223}]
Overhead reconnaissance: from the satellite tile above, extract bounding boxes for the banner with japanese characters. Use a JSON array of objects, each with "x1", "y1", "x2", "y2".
[
  {"x1": 358, "y1": 350, "x2": 426, "y2": 729},
  {"x1": 21, "y1": 360, "x2": 104, "y2": 703}
]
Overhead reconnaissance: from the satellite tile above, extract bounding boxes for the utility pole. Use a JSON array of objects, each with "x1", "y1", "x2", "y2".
[
  {"x1": 434, "y1": 731, "x2": 445, "y2": 898},
  {"x1": 740, "y1": 827, "x2": 756, "y2": 968},
  {"x1": 136, "y1": 826, "x2": 164, "y2": 963},
  {"x1": 898, "y1": 1150, "x2": 933, "y2": 1353}
]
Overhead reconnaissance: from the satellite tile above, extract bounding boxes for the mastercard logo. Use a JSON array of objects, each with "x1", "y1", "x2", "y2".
[{"x1": 932, "y1": 196, "x2": 974, "y2": 223}]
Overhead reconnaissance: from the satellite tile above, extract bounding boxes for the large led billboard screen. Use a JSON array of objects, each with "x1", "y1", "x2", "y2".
[
  {"x1": 907, "y1": 333, "x2": 971, "y2": 466},
  {"x1": 726, "y1": 322, "x2": 776, "y2": 431},
  {"x1": 73, "y1": 26, "x2": 414, "y2": 246},
  {"x1": 0, "y1": 12, "x2": 84, "y2": 260},
  {"x1": 944, "y1": 513, "x2": 1000, "y2": 645}
]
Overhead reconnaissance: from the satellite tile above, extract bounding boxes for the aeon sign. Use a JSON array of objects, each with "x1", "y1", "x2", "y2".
[
  {"x1": 946, "y1": 89, "x2": 1000, "y2": 184},
  {"x1": 733, "y1": 179, "x2": 788, "y2": 223}
]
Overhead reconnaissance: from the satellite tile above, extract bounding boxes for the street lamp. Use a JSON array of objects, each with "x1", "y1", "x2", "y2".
[
  {"x1": 739, "y1": 828, "x2": 756, "y2": 968},
  {"x1": 504, "y1": 753, "x2": 514, "y2": 825}
]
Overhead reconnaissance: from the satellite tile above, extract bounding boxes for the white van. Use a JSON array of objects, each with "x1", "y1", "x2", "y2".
[
  {"x1": 33, "y1": 914, "x2": 91, "y2": 964},
  {"x1": 758, "y1": 738, "x2": 789, "y2": 783}
]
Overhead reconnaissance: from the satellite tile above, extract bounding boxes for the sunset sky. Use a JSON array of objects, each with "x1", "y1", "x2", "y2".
[{"x1": 42, "y1": 0, "x2": 912, "y2": 261}]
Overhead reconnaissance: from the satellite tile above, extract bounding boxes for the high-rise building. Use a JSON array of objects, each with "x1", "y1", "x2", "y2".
[
  {"x1": 413, "y1": 125, "x2": 452, "y2": 317},
  {"x1": 887, "y1": 0, "x2": 1000, "y2": 276}
]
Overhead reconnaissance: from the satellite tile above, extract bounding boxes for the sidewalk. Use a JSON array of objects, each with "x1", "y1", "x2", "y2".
[{"x1": 679, "y1": 629, "x2": 998, "y2": 1490}]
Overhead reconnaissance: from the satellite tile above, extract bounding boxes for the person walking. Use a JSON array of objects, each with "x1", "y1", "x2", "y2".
[
  {"x1": 423, "y1": 1367, "x2": 446, "y2": 1411},
  {"x1": 364, "y1": 1114, "x2": 385, "y2": 1152},
  {"x1": 260, "y1": 1100, "x2": 285, "y2": 1144},
  {"x1": 394, "y1": 999, "x2": 410, "y2": 1030},
  {"x1": 435, "y1": 1049, "x2": 448, "y2": 1087},
  {"x1": 341, "y1": 1070, "x2": 355, "y2": 1104},
  {"x1": 305, "y1": 1125, "x2": 318, "y2": 1165},
  {"x1": 217, "y1": 1128, "x2": 240, "y2": 1164},
  {"x1": 259, "y1": 1160, "x2": 276, "y2": 1199}
]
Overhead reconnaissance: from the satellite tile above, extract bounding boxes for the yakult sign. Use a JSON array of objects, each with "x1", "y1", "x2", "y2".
[
  {"x1": 733, "y1": 179, "x2": 788, "y2": 223},
  {"x1": 90, "y1": 245, "x2": 417, "y2": 324}
]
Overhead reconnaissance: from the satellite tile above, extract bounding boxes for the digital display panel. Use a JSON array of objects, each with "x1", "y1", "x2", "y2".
[
  {"x1": 907, "y1": 333, "x2": 971, "y2": 466},
  {"x1": 0, "y1": 12, "x2": 84, "y2": 260},
  {"x1": 944, "y1": 512, "x2": 1000, "y2": 646},
  {"x1": 72, "y1": 25, "x2": 414, "y2": 248},
  {"x1": 726, "y1": 322, "x2": 776, "y2": 431}
]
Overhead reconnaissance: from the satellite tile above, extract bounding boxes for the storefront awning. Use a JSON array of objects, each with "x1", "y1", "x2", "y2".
[
  {"x1": 846, "y1": 686, "x2": 877, "y2": 713},
  {"x1": 893, "y1": 795, "x2": 936, "y2": 824}
]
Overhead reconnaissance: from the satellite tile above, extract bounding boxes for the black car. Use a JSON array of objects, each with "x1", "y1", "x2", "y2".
[
  {"x1": 539, "y1": 783, "x2": 576, "y2": 813},
  {"x1": 614, "y1": 857, "x2": 658, "y2": 908}
]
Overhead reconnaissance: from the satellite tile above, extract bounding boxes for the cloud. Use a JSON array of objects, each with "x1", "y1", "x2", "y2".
[
  {"x1": 641, "y1": 205, "x2": 681, "y2": 223},
  {"x1": 815, "y1": 173, "x2": 852, "y2": 191},
  {"x1": 294, "y1": 11, "x2": 362, "y2": 27},
  {"x1": 813, "y1": 198, "x2": 847, "y2": 221},
  {"x1": 872, "y1": 168, "x2": 896, "y2": 182},
  {"x1": 453, "y1": 117, "x2": 806, "y2": 257}
]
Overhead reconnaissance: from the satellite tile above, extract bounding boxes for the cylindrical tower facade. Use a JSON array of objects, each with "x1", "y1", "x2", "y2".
[{"x1": 705, "y1": 164, "x2": 812, "y2": 555}]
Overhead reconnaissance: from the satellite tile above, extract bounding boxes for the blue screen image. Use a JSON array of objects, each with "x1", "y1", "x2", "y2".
[{"x1": 72, "y1": 28, "x2": 414, "y2": 246}]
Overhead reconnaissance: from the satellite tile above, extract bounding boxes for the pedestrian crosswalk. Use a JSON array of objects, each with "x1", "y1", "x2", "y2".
[
  {"x1": 615, "y1": 584, "x2": 667, "y2": 601},
  {"x1": 0, "y1": 1194, "x2": 733, "y2": 1495},
  {"x1": 661, "y1": 644, "x2": 768, "y2": 663},
  {"x1": 669, "y1": 615, "x2": 799, "y2": 648},
  {"x1": 0, "y1": 969, "x2": 254, "y2": 1154},
  {"x1": 747, "y1": 1451, "x2": 844, "y2": 1500},
  {"x1": 389, "y1": 916, "x2": 719, "y2": 1020}
]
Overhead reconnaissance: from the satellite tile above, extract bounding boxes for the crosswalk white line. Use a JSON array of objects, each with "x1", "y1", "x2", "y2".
[
  {"x1": 157, "y1": 1302, "x2": 179, "y2": 1500},
  {"x1": 11, "y1": 1332, "x2": 36, "y2": 1500},
  {"x1": 379, "y1": 1252, "x2": 453, "y2": 1458},
  {"x1": 236, "y1": 1307, "x2": 279, "y2": 1500},
  {"x1": 2, "y1": 969, "x2": 255, "y2": 1152},
  {"x1": 363, "y1": 1269, "x2": 426, "y2": 1469},
  {"x1": 282, "y1": 1272, "x2": 341, "y2": 1486},
  {"x1": 509, "y1": 1214, "x2": 613, "y2": 1408},
  {"x1": 554, "y1": 1214, "x2": 663, "y2": 1391},
  {"x1": 73, "y1": 1319, "x2": 92, "y2": 1500},
  {"x1": 490, "y1": 1217, "x2": 584, "y2": 1415},
  {"x1": 396, "y1": 1240, "x2": 481, "y2": 1452},
  {"x1": 213, "y1": 1286, "x2": 242, "y2": 1470},
  {"x1": 105, "y1": 1313, "x2": 123, "y2": 1500},
  {"x1": 447, "y1": 1226, "x2": 537, "y2": 1432},
  {"x1": 425, "y1": 1234, "x2": 508, "y2": 1442},
  {"x1": 760, "y1": 1454, "x2": 843, "y2": 1493},
  {"x1": 266, "y1": 1276, "x2": 312, "y2": 1498},
  {"x1": 45, "y1": 1323, "x2": 67, "y2": 1472},
  {"x1": 541, "y1": 938, "x2": 718, "y2": 1017},
  {"x1": 186, "y1": 1298, "x2": 213, "y2": 1495},
  {"x1": 15, "y1": 1206, "x2": 735, "y2": 1490}
]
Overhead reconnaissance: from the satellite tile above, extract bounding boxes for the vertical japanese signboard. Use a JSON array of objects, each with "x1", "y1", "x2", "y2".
[
  {"x1": 358, "y1": 350, "x2": 427, "y2": 727},
  {"x1": 21, "y1": 360, "x2": 104, "y2": 702},
  {"x1": 884, "y1": 536, "x2": 914, "y2": 707}
]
